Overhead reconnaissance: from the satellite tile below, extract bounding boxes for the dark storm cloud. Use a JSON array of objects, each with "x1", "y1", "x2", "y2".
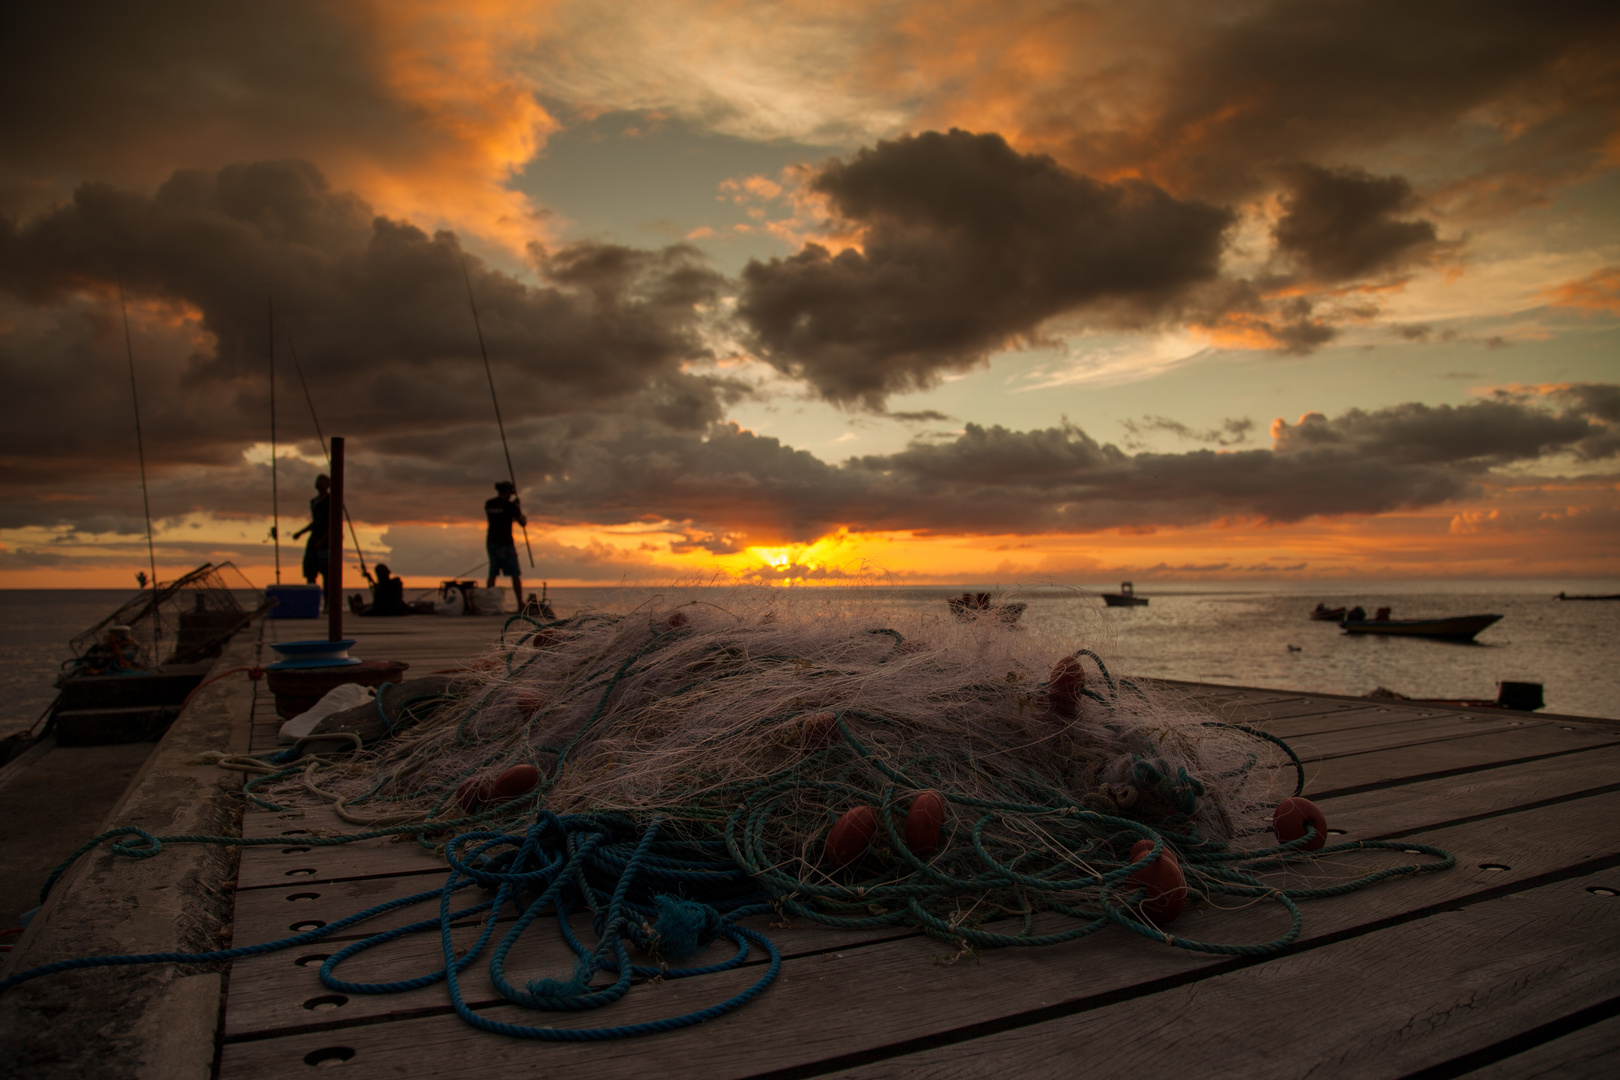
[
  {"x1": 0, "y1": 161, "x2": 728, "y2": 527},
  {"x1": 1057, "y1": 0, "x2": 1620, "y2": 205},
  {"x1": 1272, "y1": 165, "x2": 1440, "y2": 282},
  {"x1": 1120, "y1": 416, "x2": 1255, "y2": 449},
  {"x1": 455, "y1": 388, "x2": 1620, "y2": 543},
  {"x1": 0, "y1": 3, "x2": 394, "y2": 214},
  {"x1": 738, "y1": 130, "x2": 1233, "y2": 409}
]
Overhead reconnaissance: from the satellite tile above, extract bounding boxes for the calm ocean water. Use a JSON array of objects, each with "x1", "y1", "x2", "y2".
[{"x1": 3, "y1": 580, "x2": 1617, "y2": 737}]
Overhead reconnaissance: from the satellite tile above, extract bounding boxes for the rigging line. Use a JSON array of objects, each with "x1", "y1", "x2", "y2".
[
  {"x1": 461, "y1": 257, "x2": 535, "y2": 569},
  {"x1": 286, "y1": 334, "x2": 373, "y2": 584},
  {"x1": 116, "y1": 275, "x2": 161, "y2": 657},
  {"x1": 268, "y1": 287, "x2": 281, "y2": 584}
]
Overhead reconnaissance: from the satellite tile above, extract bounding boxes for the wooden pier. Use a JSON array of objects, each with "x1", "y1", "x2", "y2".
[{"x1": 5, "y1": 613, "x2": 1619, "y2": 1078}]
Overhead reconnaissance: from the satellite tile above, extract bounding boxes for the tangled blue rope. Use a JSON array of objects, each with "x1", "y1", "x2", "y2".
[{"x1": 0, "y1": 812, "x2": 781, "y2": 1038}]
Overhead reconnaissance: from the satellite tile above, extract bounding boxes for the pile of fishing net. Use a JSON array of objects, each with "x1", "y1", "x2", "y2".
[
  {"x1": 5, "y1": 584, "x2": 1454, "y2": 1041},
  {"x1": 251, "y1": 584, "x2": 1452, "y2": 958}
]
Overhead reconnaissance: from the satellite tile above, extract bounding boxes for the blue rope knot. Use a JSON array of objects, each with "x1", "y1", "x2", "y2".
[
  {"x1": 108, "y1": 827, "x2": 163, "y2": 859},
  {"x1": 650, "y1": 895, "x2": 722, "y2": 959}
]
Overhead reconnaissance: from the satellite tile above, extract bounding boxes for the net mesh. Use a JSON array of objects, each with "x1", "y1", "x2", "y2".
[{"x1": 69, "y1": 561, "x2": 268, "y2": 669}]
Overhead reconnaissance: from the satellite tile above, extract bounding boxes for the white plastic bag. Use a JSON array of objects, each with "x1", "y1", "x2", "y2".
[{"x1": 279, "y1": 682, "x2": 375, "y2": 744}]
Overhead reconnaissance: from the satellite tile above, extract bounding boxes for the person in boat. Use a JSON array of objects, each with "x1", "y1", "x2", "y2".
[
  {"x1": 1344, "y1": 605, "x2": 1366, "y2": 622},
  {"x1": 291, "y1": 474, "x2": 331, "y2": 588},
  {"x1": 485, "y1": 480, "x2": 527, "y2": 605}
]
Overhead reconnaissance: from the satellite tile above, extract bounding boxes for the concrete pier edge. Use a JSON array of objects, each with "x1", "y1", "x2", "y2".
[{"x1": 0, "y1": 621, "x2": 263, "y2": 1079}]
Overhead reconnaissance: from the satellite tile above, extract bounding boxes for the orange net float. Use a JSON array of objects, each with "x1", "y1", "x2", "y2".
[
  {"x1": 903, "y1": 790, "x2": 945, "y2": 857},
  {"x1": 1047, "y1": 655, "x2": 1085, "y2": 719},
  {"x1": 1126, "y1": 838, "x2": 1188, "y2": 922},
  {"x1": 824, "y1": 805, "x2": 877, "y2": 866},
  {"x1": 1273, "y1": 796, "x2": 1328, "y2": 851}
]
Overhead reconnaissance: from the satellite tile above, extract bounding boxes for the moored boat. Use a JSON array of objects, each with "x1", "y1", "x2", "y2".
[
  {"x1": 1101, "y1": 581, "x2": 1148, "y2": 607},
  {"x1": 1310, "y1": 603, "x2": 1347, "y2": 621},
  {"x1": 1341, "y1": 613, "x2": 1502, "y2": 641}
]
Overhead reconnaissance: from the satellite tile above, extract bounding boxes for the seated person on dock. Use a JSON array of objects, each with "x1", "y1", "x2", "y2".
[{"x1": 349, "y1": 564, "x2": 410, "y2": 617}]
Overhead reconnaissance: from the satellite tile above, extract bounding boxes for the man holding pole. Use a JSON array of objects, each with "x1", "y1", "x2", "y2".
[{"x1": 485, "y1": 481, "x2": 526, "y2": 606}]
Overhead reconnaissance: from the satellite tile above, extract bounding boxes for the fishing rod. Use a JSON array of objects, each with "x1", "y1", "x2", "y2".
[
  {"x1": 117, "y1": 275, "x2": 162, "y2": 657},
  {"x1": 461, "y1": 257, "x2": 534, "y2": 568},
  {"x1": 268, "y1": 288, "x2": 281, "y2": 584},
  {"x1": 286, "y1": 335, "x2": 374, "y2": 585}
]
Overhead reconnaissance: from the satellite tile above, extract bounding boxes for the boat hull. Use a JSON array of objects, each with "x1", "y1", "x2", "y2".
[
  {"x1": 1102, "y1": 595, "x2": 1148, "y2": 607},
  {"x1": 1342, "y1": 614, "x2": 1502, "y2": 640}
]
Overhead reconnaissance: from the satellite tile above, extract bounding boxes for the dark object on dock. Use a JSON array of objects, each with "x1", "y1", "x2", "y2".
[
  {"x1": 1310, "y1": 603, "x2": 1347, "y2": 621},
  {"x1": 43, "y1": 564, "x2": 267, "y2": 745},
  {"x1": 265, "y1": 582, "x2": 322, "y2": 618},
  {"x1": 292, "y1": 675, "x2": 462, "y2": 758},
  {"x1": 1557, "y1": 591, "x2": 1620, "y2": 600},
  {"x1": 1342, "y1": 613, "x2": 1502, "y2": 641},
  {"x1": 265, "y1": 659, "x2": 412, "y2": 719},
  {"x1": 946, "y1": 592, "x2": 1027, "y2": 624},
  {"x1": 1364, "y1": 680, "x2": 1544, "y2": 712},
  {"x1": 68, "y1": 562, "x2": 268, "y2": 668},
  {"x1": 1101, "y1": 582, "x2": 1148, "y2": 607}
]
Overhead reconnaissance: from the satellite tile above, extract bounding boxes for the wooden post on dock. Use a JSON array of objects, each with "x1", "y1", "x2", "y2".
[{"x1": 328, "y1": 436, "x2": 344, "y2": 642}]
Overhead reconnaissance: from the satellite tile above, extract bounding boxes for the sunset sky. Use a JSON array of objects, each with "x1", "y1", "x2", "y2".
[{"x1": 2, "y1": 1, "x2": 1617, "y2": 588}]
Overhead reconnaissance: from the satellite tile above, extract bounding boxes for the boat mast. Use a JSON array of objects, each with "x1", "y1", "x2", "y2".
[
  {"x1": 117, "y1": 275, "x2": 161, "y2": 657},
  {"x1": 286, "y1": 334, "x2": 373, "y2": 584},
  {"x1": 462, "y1": 257, "x2": 534, "y2": 568},
  {"x1": 269, "y1": 288, "x2": 281, "y2": 584}
]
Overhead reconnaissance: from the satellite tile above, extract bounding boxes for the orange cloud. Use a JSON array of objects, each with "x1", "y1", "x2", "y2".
[
  {"x1": 347, "y1": 0, "x2": 561, "y2": 253},
  {"x1": 1541, "y1": 266, "x2": 1620, "y2": 314}
]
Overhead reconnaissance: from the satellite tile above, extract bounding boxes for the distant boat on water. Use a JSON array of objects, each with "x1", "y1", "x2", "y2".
[
  {"x1": 946, "y1": 592, "x2": 1026, "y2": 624},
  {"x1": 1557, "y1": 591, "x2": 1620, "y2": 601},
  {"x1": 1101, "y1": 582, "x2": 1148, "y2": 607},
  {"x1": 1342, "y1": 613, "x2": 1502, "y2": 641},
  {"x1": 1310, "y1": 603, "x2": 1347, "y2": 621}
]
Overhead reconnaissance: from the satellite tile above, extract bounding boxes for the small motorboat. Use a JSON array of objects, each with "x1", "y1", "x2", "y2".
[
  {"x1": 1310, "y1": 603, "x2": 1347, "y2": 621},
  {"x1": 1557, "y1": 591, "x2": 1620, "y2": 601},
  {"x1": 946, "y1": 592, "x2": 1026, "y2": 624},
  {"x1": 1101, "y1": 582, "x2": 1148, "y2": 607},
  {"x1": 1341, "y1": 612, "x2": 1502, "y2": 641}
]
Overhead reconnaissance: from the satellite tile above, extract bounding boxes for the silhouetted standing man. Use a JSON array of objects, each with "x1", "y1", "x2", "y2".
[
  {"x1": 485, "y1": 481, "x2": 526, "y2": 604},
  {"x1": 292, "y1": 475, "x2": 331, "y2": 588}
]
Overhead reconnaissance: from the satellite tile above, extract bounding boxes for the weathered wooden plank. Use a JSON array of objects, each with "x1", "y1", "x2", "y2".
[
  {"x1": 236, "y1": 834, "x2": 444, "y2": 890},
  {"x1": 818, "y1": 869, "x2": 1620, "y2": 1080},
  {"x1": 1285, "y1": 711, "x2": 1522, "y2": 758},
  {"x1": 1305, "y1": 725, "x2": 1620, "y2": 796},
  {"x1": 222, "y1": 908, "x2": 913, "y2": 1037},
  {"x1": 1319, "y1": 743, "x2": 1620, "y2": 840},
  {"x1": 219, "y1": 786, "x2": 1612, "y2": 1039},
  {"x1": 1462, "y1": 1009, "x2": 1620, "y2": 1080},
  {"x1": 214, "y1": 790, "x2": 1620, "y2": 1075},
  {"x1": 213, "y1": 804, "x2": 1620, "y2": 1079}
]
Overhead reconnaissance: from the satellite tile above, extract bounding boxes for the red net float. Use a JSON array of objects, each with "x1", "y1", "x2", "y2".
[
  {"x1": 1127, "y1": 838, "x2": 1187, "y2": 923},
  {"x1": 667, "y1": 610, "x2": 689, "y2": 628},
  {"x1": 491, "y1": 764, "x2": 540, "y2": 802},
  {"x1": 1272, "y1": 796, "x2": 1328, "y2": 851},
  {"x1": 457, "y1": 764, "x2": 540, "y2": 814},
  {"x1": 904, "y1": 790, "x2": 945, "y2": 857},
  {"x1": 1048, "y1": 656, "x2": 1085, "y2": 719},
  {"x1": 825, "y1": 805, "x2": 877, "y2": 866}
]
